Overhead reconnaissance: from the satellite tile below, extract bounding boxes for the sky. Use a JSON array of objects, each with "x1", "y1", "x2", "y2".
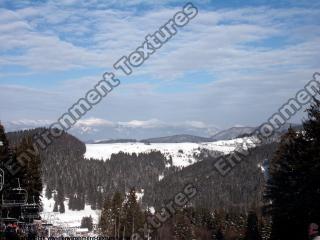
[{"x1": 0, "y1": 0, "x2": 320, "y2": 139}]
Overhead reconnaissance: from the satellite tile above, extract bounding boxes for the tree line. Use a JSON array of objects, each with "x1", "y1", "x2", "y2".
[{"x1": 0, "y1": 124, "x2": 43, "y2": 223}]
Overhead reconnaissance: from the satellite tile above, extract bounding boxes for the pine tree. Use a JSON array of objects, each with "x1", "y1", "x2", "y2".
[
  {"x1": 100, "y1": 192, "x2": 125, "y2": 237},
  {"x1": 68, "y1": 194, "x2": 75, "y2": 210},
  {"x1": 18, "y1": 136, "x2": 43, "y2": 204},
  {"x1": 100, "y1": 196, "x2": 112, "y2": 236},
  {"x1": 0, "y1": 124, "x2": 30, "y2": 220},
  {"x1": 123, "y1": 188, "x2": 144, "y2": 238},
  {"x1": 45, "y1": 186, "x2": 53, "y2": 200},
  {"x1": 113, "y1": 191, "x2": 124, "y2": 238},
  {"x1": 53, "y1": 201, "x2": 59, "y2": 212},
  {"x1": 0, "y1": 123, "x2": 9, "y2": 163},
  {"x1": 244, "y1": 211, "x2": 262, "y2": 240},
  {"x1": 265, "y1": 98, "x2": 320, "y2": 239},
  {"x1": 81, "y1": 215, "x2": 94, "y2": 231},
  {"x1": 96, "y1": 192, "x2": 104, "y2": 210},
  {"x1": 0, "y1": 124, "x2": 24, "y2": 190},
  {"x1": 60, "y1": 201, "x2": 65, "y2": 213},
  {"x1": 173, "y1": 209, "x2": 194, "y2": 240},
  {"x1": 56, "y1": 180, "x2": 65, "y2": 213}
]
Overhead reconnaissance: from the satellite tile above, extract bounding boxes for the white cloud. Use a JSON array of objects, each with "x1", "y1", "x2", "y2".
[
  {"x1": 76, "y1": 118, "x2": 114, "y2": 127},
  {"x1": 0, "y1": 3, "x2": 318, "y2": 77},
  {"x1": 118, "y1": 119, "x2": 164, "y2": 129},
  {"x1": 0, "y1": 2, "x2": 319, "y2": 134}
]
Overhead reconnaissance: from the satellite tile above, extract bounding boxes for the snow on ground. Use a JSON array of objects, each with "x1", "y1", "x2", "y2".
[
  {"x1": 136, "y1": 189, "x2": 144, "y2": 202},
  {"x1": 41, "y1": 189, "x2": 100, "y2": 228},
  {"x1": 40, "y1": 189, "x2": 146, "y2": 228},
  {"x1": 85, "y1": 137, "x2": 257, "y2": 167},
  {"x1": 158, "y1": 174, "x2": 164, "y2": 181},
  {"x1": 41, "y1": 138, "x2": 257, "y2": 228}
]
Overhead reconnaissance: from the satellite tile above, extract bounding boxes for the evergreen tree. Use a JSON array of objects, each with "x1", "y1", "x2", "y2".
[
  {"x1": 68, "y1": 194, "x2": 75, "y2": 210},
  {"x1": 53, "y1": 201, "x2": 59, "y2": 212},
  {"x1": 100, "y1": 192, "x2": 125, "y2": 237},
  {"x1": 265, "y1": 98, "x2": 320, "y2": 239},
  {"x1": 123, "y1": 188, "x2": 144, "y2": 238},
  {"x1": 60, "y1": 201, "x2": 65, "y2": 213},
  {"x1": 0, "y1": 124, "x2": 41, "y2": 220},
  {"x1": 79, "y1": 194, "x2": 85, "y2": 210},
  {"x1": 100, "y1": 196, "x2": 112, "y2": 236},
  {"x1": 96, "y1": 192, "x2": 104, "y2": 210},
  {"x1": 81, "y1": 216, "x2": 94, "y2": 231},
  {"x1": 18, "y1": 136, "x2": 43, "y2": 204},
  {"x1": 173, "y1": 209, "x2": 194, "y2": 240},
  {"x1": 244, "y1": 211, "x2": 262, "y2": 240},
  {"x1": 193, "y1": 207, "x2": 215, "y2": 231},
  {"x1": 56, "y1": 180, "x2": 65, "y2": 213},
  {"x1": 0, "y1": 124, "x2": 25, "y2": 193},
  {"x1": 45, "y1": 186, "x2": 53, "y2": 200},
  {"x1": 0, "y1": 123, "x2": 9, "y2": 163}
]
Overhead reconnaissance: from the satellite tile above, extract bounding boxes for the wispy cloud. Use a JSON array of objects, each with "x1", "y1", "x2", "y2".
[
  {"x1": 0, "y1": 3, "x2": 318, "y2": 76},
  {"x1": 0, "y1": 1, "x2": 319, "y2": 137}
]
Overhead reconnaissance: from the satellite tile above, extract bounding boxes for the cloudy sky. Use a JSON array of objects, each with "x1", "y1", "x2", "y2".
[{"x1": 0, "y1": 0, "x2": 319, "y2": 139}]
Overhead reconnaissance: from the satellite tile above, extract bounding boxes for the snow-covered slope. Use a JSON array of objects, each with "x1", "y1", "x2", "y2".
[
  {"x1": 40, "y1": 189, "x2": 143, "y2": 228},
  {"x1": 85, "y1": 137, "x2": 257, "y2": 167},
  {"x1": 41, "y1": 137, "x2": 257, "y2": 228},
  {"x1": 41, "y1": 191, "x2": 100, "y2": 228},
  {"x1": 211, "y1": 127, "x2": 255, "y2": 140}
]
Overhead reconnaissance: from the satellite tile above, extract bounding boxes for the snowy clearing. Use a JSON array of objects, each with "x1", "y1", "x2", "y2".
[
  {"x1": 85, "y1": 138, "x2": 257, "y2": 167},
  {"x1": 41, "y1": 190, "x2": 100, "y2": 228}
]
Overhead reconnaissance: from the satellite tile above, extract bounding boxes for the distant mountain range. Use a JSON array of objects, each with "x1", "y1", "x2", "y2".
[
  {"x1": 210, "y1": 126, "x2": 255, "y2": 141},
  {"x1": 141, "y1": 134, "x2": 212, "y2": 143},
  {"x1": 92, "y1": 139, "x2": 137, "y2": 144},
  {"x1": 3, "y1": 119, "x2": 220, "y2": 142},
  {"x1": 4, "y1": 120, "x2": 302, "y2": 144},
  {"x1": 89, "y1": 127, "x2": 257, "y2": 143}
]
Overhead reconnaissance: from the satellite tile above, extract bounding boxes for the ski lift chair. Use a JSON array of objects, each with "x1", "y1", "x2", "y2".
[
  {"x1": 0, "y1": 211, "x2": 19, "y2": 224},
  {"x1": 21, "y1": 205, "x2": 41, "y2": 220},
  {"x1": 1, "y1": 217, "x2": 19, "y2": 224},
  {"x1": 21, "y1": 197, "x2": 41, "y2": 220},
  {"x1": 2, "y1": 179, "x2": 28, "y2": 207}
]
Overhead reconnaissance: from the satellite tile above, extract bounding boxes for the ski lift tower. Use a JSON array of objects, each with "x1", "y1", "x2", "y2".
[
  {"x1": 41, "y1": 212, "x2": 58, "y2": 237},
  {"x1": 0, "y1": 168, "x2": 3, "y2": 224},
  {"x1": 0, "y1": 168, "x2": 4, "y2": 191}
]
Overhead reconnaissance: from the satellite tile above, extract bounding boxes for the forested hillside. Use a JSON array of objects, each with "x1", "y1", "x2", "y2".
[
  {"x1": 7, "y1": 128, "x2": 278, "y2": 215},
  {"x1": 8, "y1": 129, "x2": 174, "y2": 211},
  {"x1": 143, "y1": 142, "x2": 278, "y2": 212}
]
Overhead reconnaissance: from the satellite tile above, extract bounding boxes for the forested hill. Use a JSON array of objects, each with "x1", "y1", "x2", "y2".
[
  {"x1": 7, "y1": 128, "x2": 86, "y2": 193},
  {"x1": 7, "y1": 128, "x2": 86, "y2": 156},
  {"x1": 7, "y1": 128, "x2": 172, "y2": 211},
  {"x1": 7, "y1": 127, "x2": 279, "y2": 214},
  {"x1": 143, "y1": 142, "x2": 278, "y2": 212}
]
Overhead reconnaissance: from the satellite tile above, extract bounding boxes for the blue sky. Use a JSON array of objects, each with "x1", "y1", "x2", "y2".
[{"x1": 0, "y1": 0, "x2": 320, "y2": 138}]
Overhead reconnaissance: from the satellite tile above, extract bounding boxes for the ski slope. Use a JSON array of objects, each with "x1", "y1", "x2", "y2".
[
  {"x1": 40, "y1": 189, "x2": 144, "y2": 228},
  {"x1": 85, "y1": 138, "x2": 257, "y2": 167},
  {"x1": 41, "y1": 192, "x2": 100, "y2": 228}
]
